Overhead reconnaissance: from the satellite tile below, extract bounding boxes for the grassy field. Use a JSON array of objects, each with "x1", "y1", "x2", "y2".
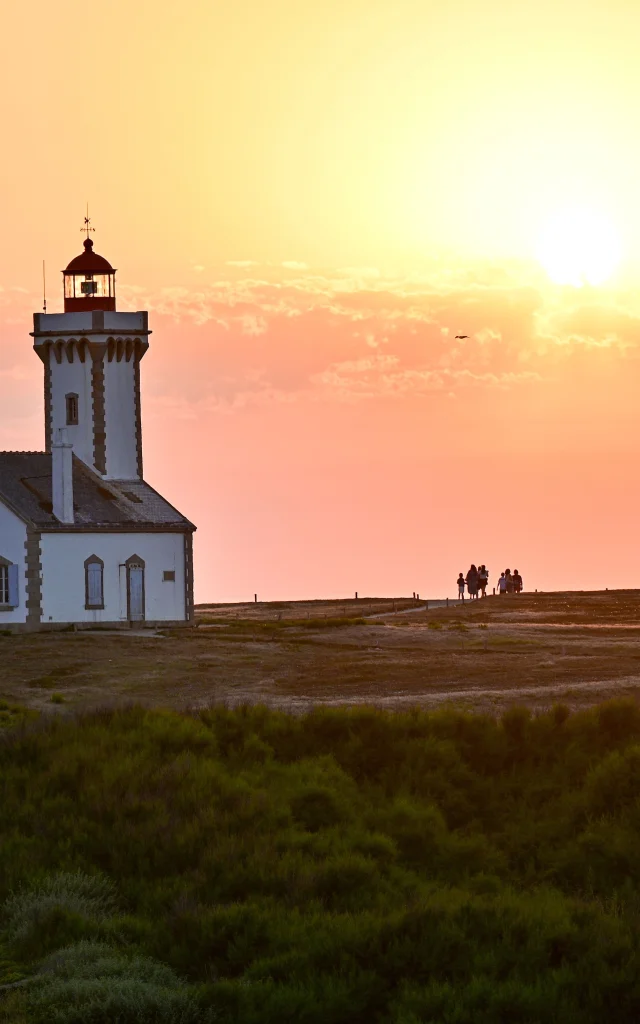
[
  {"x1": 3, "y1": 593, "x2": 640, "y2": 1021},
  {"x1": 3, "y1": 590, "x2": 640, "y2": 715}
]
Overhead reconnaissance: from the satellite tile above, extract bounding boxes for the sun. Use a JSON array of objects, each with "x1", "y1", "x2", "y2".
[{"x1": 535, "y1": 207, "x2": 621, "y2": 287}]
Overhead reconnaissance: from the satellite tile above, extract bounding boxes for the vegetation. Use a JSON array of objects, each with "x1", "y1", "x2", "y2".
[{"x1": 2, "y1": 699, "x2": 640, "y2": 1021}]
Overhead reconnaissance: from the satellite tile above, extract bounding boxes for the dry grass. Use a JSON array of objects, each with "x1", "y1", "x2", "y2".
[{"x1": 3, "y1": 590, "x2": 640, "y2": 716}]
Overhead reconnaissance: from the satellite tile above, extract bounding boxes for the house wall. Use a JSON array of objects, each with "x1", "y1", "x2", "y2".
[
  {"x1": 103, "y1": 358, "x2": 138, "y2": 479},
  {"x1": 0, "y1": 503, "x2": 28, "y2": 624},
  {"x1": 40, "y1": 532, "x2": 187, "y2": 624}
]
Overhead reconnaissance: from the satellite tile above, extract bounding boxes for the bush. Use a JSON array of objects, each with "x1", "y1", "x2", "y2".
[
  {"x1": 27, "y1": 977, "x2": 204, "y2": 1024},
  {"x1": 585, "y1": 745, "x2": 640, "y2": 814},
  {"x1": 3, "y1": 873, "x2": 116, "y2": 959},
  {"x1": 2, "y1": 701, "x2": 640, "y2": 1021}
]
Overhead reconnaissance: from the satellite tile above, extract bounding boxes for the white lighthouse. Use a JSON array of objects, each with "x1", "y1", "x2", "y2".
[
  {"x1": 0, "y1": 228, "x2": 196, "y2": 630},
  {"x1": 33, "y1": 235, "x2": 147, "y2": 480}
]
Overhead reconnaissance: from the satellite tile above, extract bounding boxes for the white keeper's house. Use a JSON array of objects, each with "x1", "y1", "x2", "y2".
[{"x1": 0, "y1": 233, "x2": 196, "y2": 630}]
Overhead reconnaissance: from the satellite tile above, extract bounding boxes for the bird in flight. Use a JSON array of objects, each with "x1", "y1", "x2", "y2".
[{"x1": 455, "y1": 334, "x2": 469, "y2": 339}]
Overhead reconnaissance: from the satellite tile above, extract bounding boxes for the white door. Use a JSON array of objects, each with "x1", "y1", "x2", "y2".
[{"x1": 128, "y1": 564, "x2": 145, "y2": 621}]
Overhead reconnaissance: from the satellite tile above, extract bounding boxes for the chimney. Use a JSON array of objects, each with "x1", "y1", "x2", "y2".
[{"x1": 52, "y1": 428, "x2": 74, "y2": 523}]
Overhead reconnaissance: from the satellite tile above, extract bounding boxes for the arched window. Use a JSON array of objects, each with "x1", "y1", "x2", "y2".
[
  {"x1": 0, "y1": 556, "x2": 19, "y2": 608},
  {"x1": 66, "y1": 393, "x2": 79, "y2": 425},
  {"x1": 84, "y1": 555, "x2": 104, "y2": 610}
]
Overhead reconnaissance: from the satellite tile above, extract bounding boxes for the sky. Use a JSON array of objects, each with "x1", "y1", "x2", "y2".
[{"x1": 2, "y1": 0, "x2": 640, "y2": 600}]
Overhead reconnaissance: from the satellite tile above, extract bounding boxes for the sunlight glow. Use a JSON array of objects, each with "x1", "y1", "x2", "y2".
[{"x1": 536, "y1": 207, "x2": 622, "y2": 287}]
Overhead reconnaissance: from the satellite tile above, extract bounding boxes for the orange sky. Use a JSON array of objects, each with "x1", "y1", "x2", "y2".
[{"x1": 2, "y1": 1, "x2": 640, "y2": 600}]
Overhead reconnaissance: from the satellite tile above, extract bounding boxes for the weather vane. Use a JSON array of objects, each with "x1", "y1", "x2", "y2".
[{"x1": 81, "y1": 202, "x2": 95, "y2": 240}]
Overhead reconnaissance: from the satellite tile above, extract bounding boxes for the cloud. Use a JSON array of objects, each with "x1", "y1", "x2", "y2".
[
  {"x1": 118, "y1": 260, "x2": 640, "y2": 409},
  {"x1": 1, "y1": 259, "x2": 637, "y2": 414}
]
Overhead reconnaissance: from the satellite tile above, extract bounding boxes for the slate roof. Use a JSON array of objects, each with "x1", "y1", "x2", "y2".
[{"x1": 0, "y1": 452, "x2": 195, "y2": 531}]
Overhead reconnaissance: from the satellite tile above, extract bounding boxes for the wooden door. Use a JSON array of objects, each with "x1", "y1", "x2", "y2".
[{"x1": 127, "y1": 562, "x2": 145, "y2": 621}]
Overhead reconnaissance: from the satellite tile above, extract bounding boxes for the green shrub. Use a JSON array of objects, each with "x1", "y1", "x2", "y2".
[
  {"x1": 26, "y1": 977, "x2": 204, "y2": 1024},
  {"x1": 2, "y1": 702, "x2": 640, "y2": 1021},
  {"x1": 35, "y1": 941, "x2": 180, "y2": 985},
  {"x1": 585, "y1": 745, "x2": 640, "y2": 814},
  {"x1": 290, "y1": 786, "x2": 346, "y2": 831},
  {"x1": 3, "y1": 873, "x2": 116, "y2": 959}
]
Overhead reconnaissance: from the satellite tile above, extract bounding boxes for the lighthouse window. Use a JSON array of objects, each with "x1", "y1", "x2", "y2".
[
  {"x1": 64, "y1": 274, "x2": 114, "y2": 299},
  {"x1": 81, "y1": 277, "x2": 98, "y2": 295},
  {"x1": 65, "y1": 393, "x2": 78, "y2": 425}
]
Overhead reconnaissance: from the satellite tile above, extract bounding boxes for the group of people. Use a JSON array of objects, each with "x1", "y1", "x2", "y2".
[
  {"x1": 456, "y1": 565, "x2": 523, "y2": 600},
  {"x1": 497, "y1": 569, "x2": 523, "y2": 595},
  {"x1": 457, "y1": 564, "x2": 489, "y2": 600}
]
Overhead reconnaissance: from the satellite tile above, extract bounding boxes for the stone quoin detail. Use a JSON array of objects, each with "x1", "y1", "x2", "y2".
[{"x1": 90, "y1": 343, "x2": 107, "y2": 475}]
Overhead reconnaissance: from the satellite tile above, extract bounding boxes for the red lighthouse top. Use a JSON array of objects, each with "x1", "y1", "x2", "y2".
[{"x1": 62, "y1": 237, "x2": 116, "y2": 312}]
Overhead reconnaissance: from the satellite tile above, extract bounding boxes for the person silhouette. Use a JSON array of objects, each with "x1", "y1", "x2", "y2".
[
  {"x1": 478, "y1": 564, "x2": 489, "y2": 597},
  {"x1": 466, "y1": 564, "x2": 479, "y2": 600}
]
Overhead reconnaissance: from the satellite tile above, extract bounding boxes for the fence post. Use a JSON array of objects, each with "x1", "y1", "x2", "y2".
[
  {"x1": 355, "y1": 592, "x2": 358, "y2": 600},
  {"x1": 446, "y1": 597, "x2": 449, "y2": 608},
  {"x1": 254, "y1": 594, "x2": 257, "y2": 603}
]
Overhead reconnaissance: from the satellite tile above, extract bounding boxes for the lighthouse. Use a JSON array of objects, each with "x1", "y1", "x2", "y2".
[
  {"x1": 33, "y1": 235, "x2": 148, "y2": 480},
  {"x1": 0, "y1": 227, "x2": 196, "y2": 630}
]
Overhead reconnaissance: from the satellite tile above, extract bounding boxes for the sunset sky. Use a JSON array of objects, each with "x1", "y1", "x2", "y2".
[{"x1": 2, "y1": 0, "x2": 640, "y2": 600}]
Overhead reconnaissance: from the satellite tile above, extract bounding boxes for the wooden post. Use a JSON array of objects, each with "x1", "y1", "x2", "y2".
[
  {"x1": 493, "y1": 587, "x2": 495, "y2": 596},
  {"x1": 446, "y1": 597, "x2": 449, "y2": 608},
  {"x1": 355, "y1": 591, "x2": 358, "y2": 600},
  {"x1": 254, "y1": 594, "x2": 257, "y2": 603}
]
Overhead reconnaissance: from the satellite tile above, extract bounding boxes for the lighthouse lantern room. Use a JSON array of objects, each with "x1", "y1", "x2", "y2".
[{"x1": 63, "y1": 236, "x2": 116, "y2": 312}]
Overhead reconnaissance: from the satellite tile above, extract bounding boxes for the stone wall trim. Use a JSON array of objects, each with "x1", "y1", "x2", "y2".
[
  {"x1": 90, "y1": 343, "x2": 107, "y2": 475},
  {"x1": 184, "y1": 531, "x2": 195, "y2": 623},
  {"x1": 25, "y1": 530, "x2": 42, "y2": 629}
]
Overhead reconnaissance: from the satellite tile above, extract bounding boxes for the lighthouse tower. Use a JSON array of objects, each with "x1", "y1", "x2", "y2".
[{"x1": 32, "y1": 233, "x2": 149, "y2": 480}]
